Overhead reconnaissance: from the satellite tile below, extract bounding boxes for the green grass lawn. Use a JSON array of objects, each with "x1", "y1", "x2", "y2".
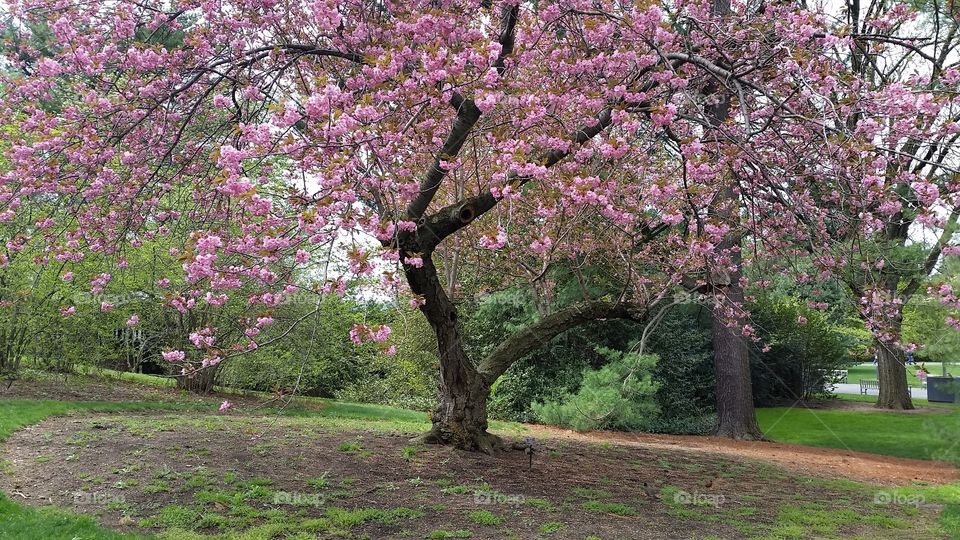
[
  {"x1": 0, "y1": 492, "x2": 149, "y2": 540},
  {"x1": 757, "y1": 404, "x2": 960, "y2": 460}
]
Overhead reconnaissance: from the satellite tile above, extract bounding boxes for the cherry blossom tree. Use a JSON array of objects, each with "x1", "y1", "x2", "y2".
[
  {"x1": 3, "y1": 0, "x2": 958, "y2": 450},
  {"x1": 738, "y1": 0, "x2": 960, "y2": 410}
]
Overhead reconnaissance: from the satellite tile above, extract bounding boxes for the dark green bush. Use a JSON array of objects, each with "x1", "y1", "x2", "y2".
[{"x1": 748, "y1": 296, "x2": 855, "y2": 404}]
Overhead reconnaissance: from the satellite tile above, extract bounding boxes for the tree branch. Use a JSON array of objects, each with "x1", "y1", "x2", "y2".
[
  {"x1": 477, "y1": 300, "x2": 649, "y2": 382},
  {"x1": 403, "y1": 5, "x2": 519, "y2": 222},
  {"x1": 901, "y1": 206, "x2": 960, "y2": 298}
]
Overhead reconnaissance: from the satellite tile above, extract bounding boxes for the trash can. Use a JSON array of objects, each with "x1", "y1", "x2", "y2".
[{"x1": 927, "y1": 376, "x2": 959, "y2": 403}]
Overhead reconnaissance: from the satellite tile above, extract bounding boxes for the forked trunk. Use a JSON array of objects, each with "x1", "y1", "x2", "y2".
[{"x1": 874, "y1": 337, "x2": 914, "y2": 410}]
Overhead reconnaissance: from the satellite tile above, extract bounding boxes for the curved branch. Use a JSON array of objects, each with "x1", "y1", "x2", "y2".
[
  {"x1": 477, "y1": 300, "x2": 649, "y2": 382},
  {"x1": 418, "y1": 104, "x2": 618, "y2": 249}
]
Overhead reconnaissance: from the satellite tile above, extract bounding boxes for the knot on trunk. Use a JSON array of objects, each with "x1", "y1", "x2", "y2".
[{"x1": 457, "y1": 204, "x2": 476, "y2": 224}]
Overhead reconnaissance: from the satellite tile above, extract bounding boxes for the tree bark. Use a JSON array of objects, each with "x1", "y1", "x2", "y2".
[
  {"x1": 874, "y1": 318, "x2": 914, "y2": 409},
  {"x1": 404, "y1": 251, "x2": 503, "y2": 452},
  {"x1": 711, "y1": 293, "x2": 763, "y2": 439},
  {"x1": 703, "y1": 0, "x2": 762, "y2": 438},
  {"x1": 175, "y1": 365, "x2": 219, "y2": 393},
  {"x1": 708, "y1": 201, "x2": 762, "y2": 439}
]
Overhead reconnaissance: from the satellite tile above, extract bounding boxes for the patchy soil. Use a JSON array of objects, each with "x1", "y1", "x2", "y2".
[
  {"x1": 527, "y1": 425, "x2": 959, "y2": 486},
  {"x1": 1, "y1": 411, "x2": 948, "y2": 539},
  {"x1": 0, "y1": 373, "x2": 283, "y2": 410},
  {"x1": 4, "y1": 375, "x2": 956, "y2": 489}
]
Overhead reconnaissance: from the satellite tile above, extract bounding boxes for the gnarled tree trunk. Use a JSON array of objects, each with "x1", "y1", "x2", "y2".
[
  {"x1": 875, "y1": 329, "x2": 913, "y2": 410},
  {"x1": 404, "y1": 251, "x2": 503, "y2": 452}
]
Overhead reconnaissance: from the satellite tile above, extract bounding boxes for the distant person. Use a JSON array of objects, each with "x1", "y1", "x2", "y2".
[{"x1": 906, "y1": 351, "x2": 915, "y2": 365}]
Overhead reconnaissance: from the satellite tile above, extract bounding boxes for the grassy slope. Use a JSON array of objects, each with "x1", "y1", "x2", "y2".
[{"x1": 756, "y1": 405, "x2": 960, "y2": 460}]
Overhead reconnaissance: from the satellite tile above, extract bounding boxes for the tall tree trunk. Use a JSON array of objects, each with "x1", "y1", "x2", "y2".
[
  {"x1": 875, "y1": 340, "x2": 913, "y2": 409},
  {"x1": 703, "y1": 0, "x2": 761, "y2": 439},
  {"x1": 874, "y1": 316, "x2": 914, "y2": 409},
  {"x1": 711, "y1": 289, "x2": 763, "y2": 439},
  {"x1": 709, "y1": 212, "x2": 762, "y2": 439}
]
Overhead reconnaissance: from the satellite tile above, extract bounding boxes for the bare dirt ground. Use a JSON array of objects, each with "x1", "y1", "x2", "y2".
[
  {"x1": 0, "y1": 412, "x2": 947, "y2": 539},
  {"x1": 4, "y1": 375, "x2": 956, "y2": 487}
]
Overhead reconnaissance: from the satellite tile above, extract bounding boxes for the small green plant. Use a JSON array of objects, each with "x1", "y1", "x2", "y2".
[
  {"x1": 465, "y1": 510, "x2": 502, "y2": 526},
  {"x1": 525, "y1": 498, "x2": 557, "y2": 511},
  {"x1": 539, "y1": 521, "x2": 566, "y2": 534},
  {"x1": 307, "y1": 473, "x2": 330, "y2": 489},
  {"x1": 337, "y1": 439, "x2": 363, "y2": 453},
  {"x1": 583, "y1": 500, "x2": 636, "y2": 516},
  {"x1": 143, "y1": 480, "x2": 171, "y2": 494}
]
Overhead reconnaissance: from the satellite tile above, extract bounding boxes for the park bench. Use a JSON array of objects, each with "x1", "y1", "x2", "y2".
[{"x1": 859, "y1": 380, "x2": 918, "y2": 394}]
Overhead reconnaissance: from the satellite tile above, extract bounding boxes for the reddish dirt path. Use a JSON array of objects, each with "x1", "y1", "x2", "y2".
[{"x1": 519, "y1": 425, "x2": 959, "y2": 486}]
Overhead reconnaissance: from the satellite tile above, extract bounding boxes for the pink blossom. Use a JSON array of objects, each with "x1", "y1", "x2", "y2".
[
  {"x1": 404, "y1": 255, "x2": 424, "y2": 268},
  {"x1": 162, "y1": 350, "x2": 186, "y2": 362}
]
